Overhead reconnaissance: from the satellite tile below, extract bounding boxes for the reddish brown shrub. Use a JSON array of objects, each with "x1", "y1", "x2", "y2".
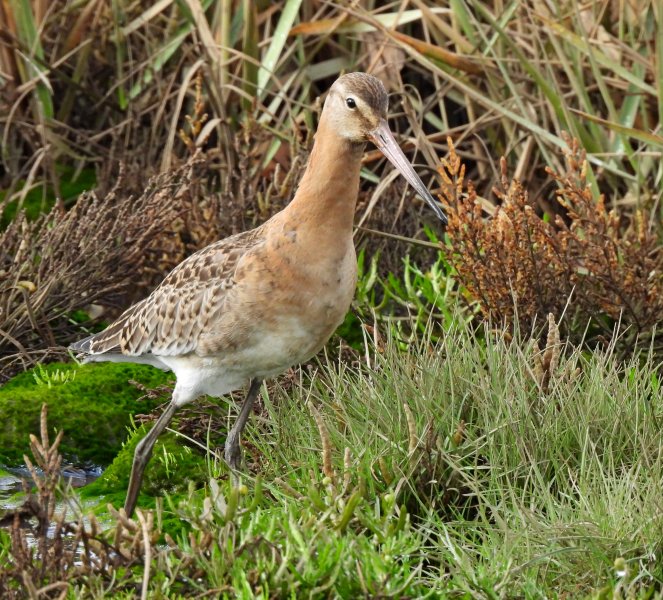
[{"x1": 439, "y1": 134, "x2": 663, "y2": 350}]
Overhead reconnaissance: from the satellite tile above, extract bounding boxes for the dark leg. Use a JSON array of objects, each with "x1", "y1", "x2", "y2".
[
  {"x1": 124, "y1": 401, "x2": 178, "y2": 518},
  {"x1": 225, "y1": 379, "x2": 262, "y2": 470}
]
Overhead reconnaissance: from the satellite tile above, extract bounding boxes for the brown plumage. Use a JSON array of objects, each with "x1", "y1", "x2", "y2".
[
  {"x1": 71, "y1": 72, "x2": 446, "y2": 517},
  {"x1": 74, "y1": 229, "x2": 263, "y2": 358}
]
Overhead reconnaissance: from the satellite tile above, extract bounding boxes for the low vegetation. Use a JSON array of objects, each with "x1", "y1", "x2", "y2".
[
  {"x1": 2, "y1": 315, "x2": 663, "y2": 597},
  {"x1": 440, "y1": 135, "x2": 663, "y2": 355}
]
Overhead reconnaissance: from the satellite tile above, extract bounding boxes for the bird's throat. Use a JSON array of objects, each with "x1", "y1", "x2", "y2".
[{"x1": 286, "y1": 116, "x2": 365, "y2": 234}]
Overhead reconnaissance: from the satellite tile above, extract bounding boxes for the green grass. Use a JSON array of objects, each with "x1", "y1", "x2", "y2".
[
  {"x1": 248, "y1": 322, "x2": 663, "y2": 595},
  {"x1": 50, "y1": 315, "x2": 663, "y2": 597}
]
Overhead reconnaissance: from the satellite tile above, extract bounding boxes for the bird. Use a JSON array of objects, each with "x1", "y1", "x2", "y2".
[{"x1": 71, "y1": 72, "x2": 447, "y2": 517}]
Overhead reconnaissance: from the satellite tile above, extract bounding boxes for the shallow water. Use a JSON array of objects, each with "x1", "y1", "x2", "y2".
[
  {"x1": 0, "y1": 465, "x2": 108, "y2": 567},
  {"x1": 0, "y1": 465, "x2": 102, "y2": 511}
]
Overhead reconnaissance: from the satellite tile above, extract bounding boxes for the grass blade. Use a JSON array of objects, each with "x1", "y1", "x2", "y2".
[
  {"x1": 8, "y1": 0, "x2": 53, "y2": 119},
  {"x1": 570, "y1": 109, "x2": 663, "y2": 149},
  {"x1": 257, "y1": 0, "x2": 303, "y2": 98},
  {"x1": 242, "y1": 0, "x2": 259, "y2": 106}
]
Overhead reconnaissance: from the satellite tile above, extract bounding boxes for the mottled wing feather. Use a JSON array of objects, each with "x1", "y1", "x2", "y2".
[
  {"x1": 78, "y1": 228, "x2": 264, "y2": 357},
  {"x1": 69, "y1": 302, "x2": 143, "y2": 354}
]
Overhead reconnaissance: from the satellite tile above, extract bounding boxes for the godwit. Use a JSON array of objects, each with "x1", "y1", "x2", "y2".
[{"x1": 71, "y1": 73, "x2": 446, "y2": 517}]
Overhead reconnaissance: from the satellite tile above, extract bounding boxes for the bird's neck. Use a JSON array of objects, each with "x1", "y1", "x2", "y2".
[{"x1": 284, "y1": 114, "x2": 364, "y2": 234}]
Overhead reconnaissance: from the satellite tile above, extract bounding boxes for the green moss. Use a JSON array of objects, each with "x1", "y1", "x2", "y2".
[
  {"x1": 81, "y1": 424, "x2": 209, "y2": 507},
  {"x1": 0, "y1": 362, "x2": 173, "y2": 467}
]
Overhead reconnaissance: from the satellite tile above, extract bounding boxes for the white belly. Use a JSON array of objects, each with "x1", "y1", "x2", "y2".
[{"x1": 158, "y1": 310, "x2": 344, "y2": 406}]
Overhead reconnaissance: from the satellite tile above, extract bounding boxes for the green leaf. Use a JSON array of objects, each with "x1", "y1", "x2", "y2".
[
  {"x1": 9, "y1": 0, "x2": 53, "y2": 119},
  {"x1": 257, "y1": 0, "x2": 303, "y2": 98}
]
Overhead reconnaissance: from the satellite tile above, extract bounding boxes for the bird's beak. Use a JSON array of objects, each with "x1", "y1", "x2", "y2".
[{"x1": 368, "y1": 119, "x2": 447, "y2": 224}]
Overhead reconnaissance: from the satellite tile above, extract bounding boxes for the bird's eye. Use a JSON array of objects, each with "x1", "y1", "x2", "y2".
[{"x1": 346, "y1": 97, "x2": 357, "y2": 109}]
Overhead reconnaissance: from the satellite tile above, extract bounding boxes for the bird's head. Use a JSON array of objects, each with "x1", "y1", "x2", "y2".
[
  {"x1": 325, "y1": 72, "x2": 389, "y2": 142},
  {"x1": 323, "y1": 72, "x2": 447, "y2": 223}
]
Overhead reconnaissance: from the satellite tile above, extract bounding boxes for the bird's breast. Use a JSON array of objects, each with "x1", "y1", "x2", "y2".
[
  {"x1": 226, "y1": 229, "x2": 357, "y2": 374},
  {"x1": 272, "y1": 231, "x2": 356, "y2": 339},
  {"x1": 193, "y1": 223, "x2": 357, "y2": 382}
]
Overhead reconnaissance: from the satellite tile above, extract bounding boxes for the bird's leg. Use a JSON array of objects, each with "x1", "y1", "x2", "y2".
[
  {"x1": 225, "y1": 378, "x2": 262, "y2": 471},
  {"x1": 124, "y1": 400, "x2": 178, "y2": 518}
]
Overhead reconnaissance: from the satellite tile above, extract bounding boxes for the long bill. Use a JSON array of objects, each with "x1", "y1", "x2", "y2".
[{"x1": 369, "y1": 119, "x2": 447, "y2": 224}]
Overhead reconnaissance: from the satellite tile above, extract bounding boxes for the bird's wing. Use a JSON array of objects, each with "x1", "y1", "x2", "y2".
[{"x1": 71, "y1": 228, "x2": 265, "y2": 357}]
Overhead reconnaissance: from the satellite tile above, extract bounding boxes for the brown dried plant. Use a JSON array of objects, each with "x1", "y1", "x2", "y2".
[
  {"x1": 439, "y1": 135, "x2": 663, "y2": 353},
  {"x1": 532, "y1": 313, "x2": 562, "y2": 394},
  {"x1": 309, "y1": 402, "x2": 335, "y2": 482},
  {"x1": 178, "y1": 72, "x2": 209, "y2": 154},
  {"x1": 0, "y1": 155, "x2": 204, "y2": 381}
]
